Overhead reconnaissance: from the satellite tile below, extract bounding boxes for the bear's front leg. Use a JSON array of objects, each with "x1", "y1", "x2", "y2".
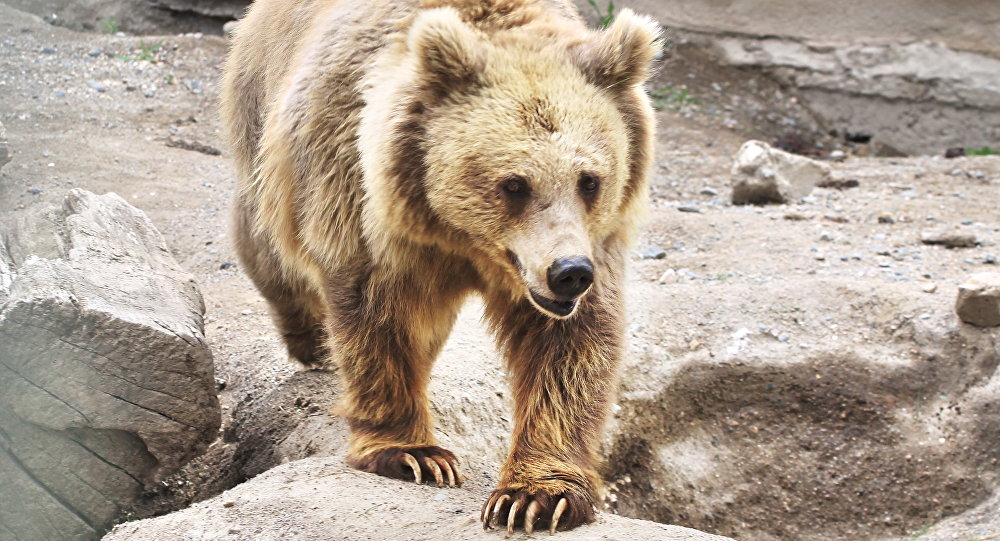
[
  {"x1": 482, "y1": 276, "x2": 624, "y2": 533},
  {"x1": 327, "y1": 261, "x2": 471, "y2": 488}
]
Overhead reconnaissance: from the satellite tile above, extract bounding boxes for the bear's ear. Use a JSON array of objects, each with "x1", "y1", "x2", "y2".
[
  {"x1": 409, "y1": 8, "x2": 485, "y2": 90},
  {"x1": 570, "y1": 9, "x2": 662, "y2": 90}
]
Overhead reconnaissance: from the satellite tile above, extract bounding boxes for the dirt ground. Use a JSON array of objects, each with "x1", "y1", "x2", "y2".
[{"x1": 2, "y1": 3, "x2": 998, "y2": 540}]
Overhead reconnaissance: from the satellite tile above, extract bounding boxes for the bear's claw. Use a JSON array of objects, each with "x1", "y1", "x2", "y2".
[
  {"x1": 357, "y1": 446, "x2": 463, "y2": 488},
  {"x1": 481, "y1": 488, "x2": 592, "y2": 534}
]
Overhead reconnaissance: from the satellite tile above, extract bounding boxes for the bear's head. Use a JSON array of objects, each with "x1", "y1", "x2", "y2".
[{"x1": 360, "y1": 6, "x2": 661, "y2": 319}]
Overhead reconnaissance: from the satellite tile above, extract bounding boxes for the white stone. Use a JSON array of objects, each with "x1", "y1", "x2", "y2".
[
  {"x1": 956, "y1": 272, "x2": 1000, "y2": 327},
  {"x1": 730, "y1": 140, "x2": 831, "y2": 205}
]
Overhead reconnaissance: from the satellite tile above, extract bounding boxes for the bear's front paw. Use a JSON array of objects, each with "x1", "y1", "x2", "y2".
[
  {"x1": 351, "y1": 446, "x2": 463, "y2": 488},
  {"x1": 481, "y1": 487, "x2": 595, "y2": 534}
]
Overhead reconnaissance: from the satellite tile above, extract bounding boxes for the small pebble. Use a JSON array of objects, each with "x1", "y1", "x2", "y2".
[
  {"x1": 877, "y1": 212, "x2": 895, "y2": 224},
  {"x1": 639, "y1": 246, "x2": 667, "y2": 260},
  {"x1": 984, "y1": 255, "x2": 997, "y2": 265},
  {"x1": 87, "y1": 48, "x2": 102, "y2": 57},
  {"x1": 658, "y1": 269, "x2": 678, "y2": 284},
  {"x1": 922, "y1": 283, "x2": 938, "y2": 293},
  {"x1": 677, "y1": 205, "x2": 702, "y2": 214},
  {"x1": 700, "y1": 187, "x2": 718, "y2": 196},
  {"x1": 920, "y1": 229, "x2": 977, "y2": 248},
  {"x1": 219, "y1": 262, "x2": 237, "y2": 270},
  {"x1": 223, "y1": 501, "x2": 235, "y2": 508},
  {"x1": 86, "y1": 80, "x2": 107, "y2": 93},
  {"x1": 27, "y1": 187, "x2": 42, "y2": 195}
]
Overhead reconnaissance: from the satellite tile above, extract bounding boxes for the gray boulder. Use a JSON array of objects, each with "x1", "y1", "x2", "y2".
[
  {"x1": 0, "y1": 189, "x2": 220, "y2": 540},
  {"x1": 730, "y1": 140, "x2": 831, "y2": 204},
  {"x1": 151, "y1": 0, "x2": 250, "y2": 19}
]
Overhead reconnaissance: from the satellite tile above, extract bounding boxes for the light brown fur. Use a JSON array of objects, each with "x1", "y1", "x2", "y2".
[{"x1": 221, "y1": 0, "x2": 659, "y2": 532}]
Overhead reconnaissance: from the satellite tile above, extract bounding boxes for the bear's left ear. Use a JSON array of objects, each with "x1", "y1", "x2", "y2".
[
  {"x1": 570, "y1": 9, "x2": 662, "y2": 90},
  {"x1": 409, "y1": 8, "x2": 486, "y2": 91}
]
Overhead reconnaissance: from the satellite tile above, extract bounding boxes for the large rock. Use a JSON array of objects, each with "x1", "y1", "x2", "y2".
[
  {"x1": 956, "y1": 272, "x2": 1000, "y2": 327},
  {"x1": 572, "y1": 0, "x2": 1000, "y2": 155},
  {"x1": 577, "y1": 0, "x2": 1000, "y2": 59},
  {"x1": 0, "y1": 190, "x2": 221, "y2": 540},
  {"x1": 151, "y1": 0, "x2": 250, "y2": 20},
  {"x1": 103, "y1": 457, "x2": 733, "y2": 541},
  {"x1": 730, "y1": 140, "x2": 831, "y2": 205},
  {"x1": 711, "y1": 39, "x2": 1000, "y2": 156}
]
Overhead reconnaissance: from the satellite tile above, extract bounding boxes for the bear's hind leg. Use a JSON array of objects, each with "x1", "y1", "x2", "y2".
[
  {"x1": 328, "y1": 259, "x2": 472, "y2": 487},
  {"x1": 232, "y1": 200, "x2": 329, "y2": 367}
]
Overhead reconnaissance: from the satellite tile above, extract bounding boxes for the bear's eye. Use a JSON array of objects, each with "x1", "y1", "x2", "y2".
[
  {"x1": 501, "y1": 175, "x2": 530, "y2": 197},
  {"x1": 579, "y1": 172, "x2": 600, "y2": 196}
]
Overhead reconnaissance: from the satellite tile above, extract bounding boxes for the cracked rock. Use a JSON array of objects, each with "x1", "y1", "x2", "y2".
[{"x1": 0, "y1": 189, "x2": 220, "y2": 540}]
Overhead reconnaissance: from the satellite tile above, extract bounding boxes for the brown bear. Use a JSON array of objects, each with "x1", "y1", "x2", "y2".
[{"x1": 221, "y1": 0, "x2": 659, "y2": 533}]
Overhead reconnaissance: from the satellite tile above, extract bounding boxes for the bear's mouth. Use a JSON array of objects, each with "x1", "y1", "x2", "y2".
[{"x1": 528, "y1": 290, "x2": 578, "y2": 318}]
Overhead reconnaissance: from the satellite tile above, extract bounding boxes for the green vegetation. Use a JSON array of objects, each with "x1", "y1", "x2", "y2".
[
  {"x1": 100, "y1": 19, "x2": 120, "y2": 34},
  {"x1": 966, "y1": 146, "x2": 999, "y2": 156},
  {"x1": 650, "y1": 86, "x2": 700, "y2": 110},
  {"x1": 117, "y1": 40, "x2": 163, "y2": 63},
  {"x1": 586, "y1": 0, "x2": 616, "y2": 28}
]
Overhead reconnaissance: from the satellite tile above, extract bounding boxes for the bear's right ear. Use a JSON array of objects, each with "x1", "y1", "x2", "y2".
[{"x1": 409, "y1": 8, "x2": 485, "y2": 91}]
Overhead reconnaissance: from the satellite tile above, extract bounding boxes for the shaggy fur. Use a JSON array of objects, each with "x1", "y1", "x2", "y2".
[{"x1": 221, "y1": 0, "x2": 659, "y2": 532}]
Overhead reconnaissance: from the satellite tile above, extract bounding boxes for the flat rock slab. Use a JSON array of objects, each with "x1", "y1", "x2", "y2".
[
  {"x1": 104, "y1": 457, "x2": 732, "y2": 541},
  {"x1": 0, "y1": 189, "x2": 220, "y2": 540}
]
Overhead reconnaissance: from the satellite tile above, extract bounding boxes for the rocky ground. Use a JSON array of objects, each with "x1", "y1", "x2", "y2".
[{"x1": 1, "y1": 2, "x2": 999, "y2": 540}]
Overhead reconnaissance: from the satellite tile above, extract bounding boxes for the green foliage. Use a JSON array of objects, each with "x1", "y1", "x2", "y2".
[
  {"x1": 650, "y1": 86, "x2": 700, "y2": 110},
  {"x1": 966, "y1": 146, "x2": 999, "y2": 156},
  {"x1": 100, "y1": 19, "x2": 120, "y2": 34},
  {"x1": 586, "y1": 0, "x2": 616, "y2": 28},
  {"x1": 135, "y1": 40, "x2": 162, "y2": 62},
  {"x1": 116, "y1": 40, "x2": 163, "y2": 63}
]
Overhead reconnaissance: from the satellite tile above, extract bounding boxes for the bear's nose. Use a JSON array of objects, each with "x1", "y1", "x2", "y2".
[{"x1": 547, "y1": 257, "x2": 594, "y2": 299}]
